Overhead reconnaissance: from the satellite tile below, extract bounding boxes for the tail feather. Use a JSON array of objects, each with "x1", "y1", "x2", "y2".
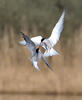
[
  {"x1": 32, "y1": 61, "x2": 40, "y2": 71},
  {"x1": 41, "y1": 56, "x2": 53, "y2": 71},
  {"x1": 44, "y1": 48, "x2": 59, "y2": 57}
]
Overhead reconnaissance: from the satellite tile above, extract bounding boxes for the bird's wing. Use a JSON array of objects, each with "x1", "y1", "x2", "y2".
[
  {"x1": 19, "y1": 36, "x2": 42, "y2": 46},
  {"x1": 41, "y1": 55, "x2": 53, "y2": 70},
  {"x1": 48, "y1": 10, "x2": 65, "y2": 47},
  {"x1": 20, "y1": 32, "x2": 36, "y2": 55},
  {"x1": 19, "y1": 40, "x2": 26, "y2": 45},
  {"x1": 31, "y1": 36, "x2": 42, "y2": 45},
  {"x1": 32, "y1": 61, "x2": 40, "y2": 71}
]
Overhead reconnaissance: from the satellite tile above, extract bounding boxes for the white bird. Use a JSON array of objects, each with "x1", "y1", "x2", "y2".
[
  {"x1": 19, "y1": 10, "x2": 65, "y2": 57},
  {"x1": 19, "y1": 32, "x2": 51, "y2": 71},
  {"x1": 40, "y1": 10, "x2": 65, "y2": 57}
]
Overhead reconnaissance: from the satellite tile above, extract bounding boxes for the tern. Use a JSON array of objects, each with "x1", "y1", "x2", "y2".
[
  {"x1": 19, "y1": 10, "x2": 65, "y2": 57},
  {"x1": 19, "y1": 32, "x2": 51, "y2": 71},
  {"x1": 40, "y1": 10, "x2": 65, "y2": 57}
]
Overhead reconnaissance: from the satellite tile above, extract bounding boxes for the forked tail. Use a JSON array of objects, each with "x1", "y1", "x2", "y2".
[{"x1": 44, "y1": 48, "x2": 59, "y2": 57}]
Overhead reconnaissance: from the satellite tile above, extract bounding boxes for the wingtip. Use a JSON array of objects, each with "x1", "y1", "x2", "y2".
[
  {"x1": 63, "y1": 9, "x2": 65, "y2": 16},
  {"x1": 46, "y1": 63, "x2": 53, "y2": 71},
  {"x1": 49, "y1": 66, "x2": 53, "y2": 71},
  {"x1": 36, "y1": 67, "x2": 41, "y2": 71},
  {"x1": 62, "y1": 9, "x2": 65, "y2": 16}
]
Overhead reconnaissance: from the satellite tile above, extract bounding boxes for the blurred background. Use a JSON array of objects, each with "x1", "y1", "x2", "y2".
[{"x1": 0, "y1": 0, "x2": 82, "y2": 100}]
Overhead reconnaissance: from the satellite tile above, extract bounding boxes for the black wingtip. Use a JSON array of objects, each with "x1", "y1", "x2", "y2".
[{"x1": 46, "y1": 63, "x2": 53, "y2": 71}]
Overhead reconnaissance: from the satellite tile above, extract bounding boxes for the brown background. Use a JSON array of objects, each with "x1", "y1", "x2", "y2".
[{"x1": 0, "y1": 0, "x2": 82, "y2": 100}]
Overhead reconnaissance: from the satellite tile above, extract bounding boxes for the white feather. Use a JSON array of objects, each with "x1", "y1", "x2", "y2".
[
  {"x1": 48, "y1": 10, "x2": 65, "y2": 47},
  {"x1": 44, "y1": 48, "x2": 59, "y2": 57},
  {"x1": 32, "y1": 61, "x2": 40, "y2": 71},
  {"x1": 19, "y1": 40, "x2": 26, "y2": 45},
  {"x1": 19, "y1": 36, "x2": 42, "y2": 46},
  {"x1": 31, "y1": 36, "x2": 42, "y2": 45}
]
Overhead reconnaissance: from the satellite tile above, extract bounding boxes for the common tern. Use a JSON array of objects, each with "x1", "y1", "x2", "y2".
[
  {"x1": 40, "y1": 10, "x2": 65, "y2": 57},
  {"x1": 19, "y1": 32, "x2": 51, "y2": 71},
  {"x1": 19, "y1": 10, "x2": 65, "y2": 57}
]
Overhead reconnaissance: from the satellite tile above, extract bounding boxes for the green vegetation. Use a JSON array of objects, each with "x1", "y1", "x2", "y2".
[{"x1": 0, "y1": 0, "x2": 82, "y2": 42}]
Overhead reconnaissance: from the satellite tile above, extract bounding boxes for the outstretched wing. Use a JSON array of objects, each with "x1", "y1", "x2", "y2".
[
  {"x1": 48, "y1": 10, "x2": 65, "y2": 47},
  {"x1": 20, "y1": 32, "x2": 36, "y2": 55},
  {"x1": 19, "y1": 36, "x2": 42, "y2": 46}
]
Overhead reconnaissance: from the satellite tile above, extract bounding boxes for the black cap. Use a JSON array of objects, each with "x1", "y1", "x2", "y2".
[{"x1": 41, "y1": 38, "x2": 45, "y2": 42}]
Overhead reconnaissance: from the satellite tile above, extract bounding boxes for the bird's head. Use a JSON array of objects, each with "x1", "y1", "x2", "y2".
[
  {"x1": 41, "y1": 38, "x2": 45, "y2": 42},
  {"x1": 40, "y1": 38, "x2": 46, "y2": 46},
  {"x1": 40, "y1": 37, "x2": 47, "y2": 50}
]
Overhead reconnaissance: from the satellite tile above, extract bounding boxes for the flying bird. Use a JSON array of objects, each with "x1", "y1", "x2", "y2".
[
  {"x1": 19, "y1": 32, "x2": 51, "y2": 71},
  {"x1": 19, "y1": 10, "x2": 65, "y2": 57},
  {"x1": 40, "y1": 10, "x2": 65, "y2": 57}
]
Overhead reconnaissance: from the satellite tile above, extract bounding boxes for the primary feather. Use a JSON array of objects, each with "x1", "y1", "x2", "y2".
[{"x1": 48, "y1": 10, "x2": 65, "y2": 47}]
